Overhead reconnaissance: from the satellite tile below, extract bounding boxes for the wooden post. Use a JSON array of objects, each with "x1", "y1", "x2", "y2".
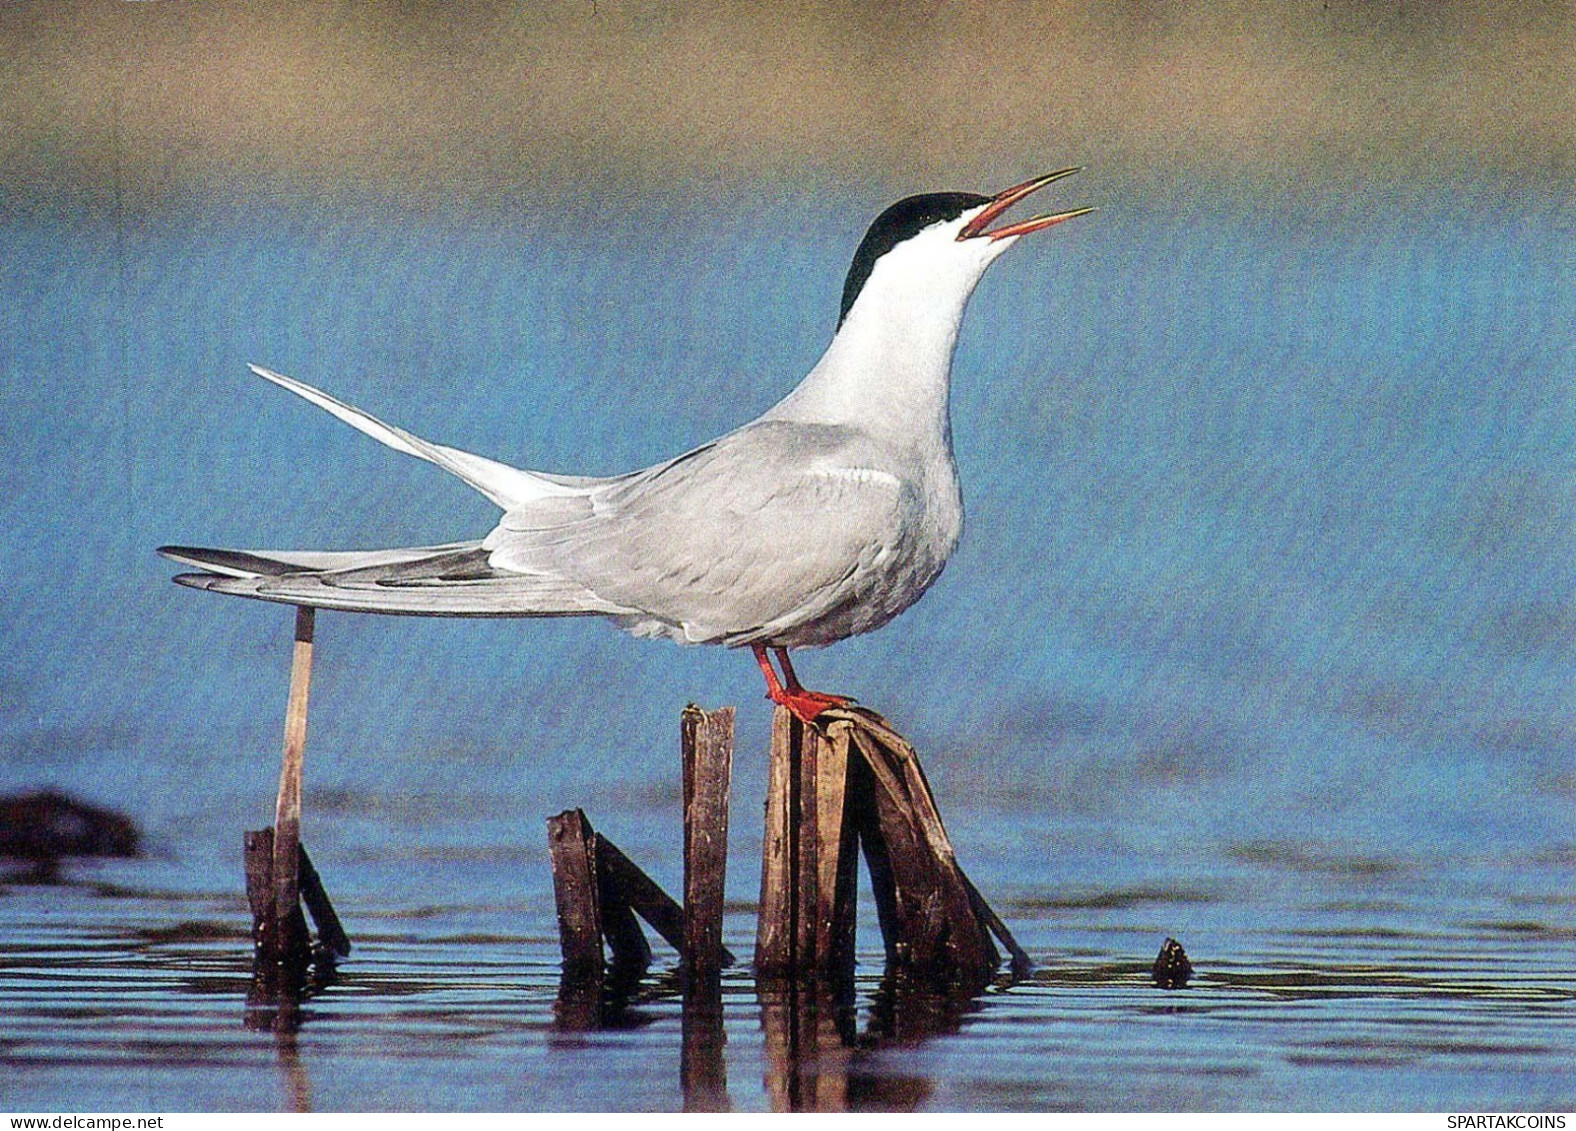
[
  {"x1": 546, "y1": 809, "x2": 604, "y2": 980},
  {"x1": 596, "y1": 845, "x2": 654, "y2": 972},
  {"x1": 272, "y1": 606, "x2": 315, "y2": 945},
  {"x1": 298, "y1": 842, "x2": 352, "y2": 960},
  {"x1": 245, "y1": 833, "x2": 350, "y2": 996},
  {"x1": 243, "y1": 605, "x2": 351, "y2": 998},
  {"x1": 595, "y1": 832, "x2": 735, "y2": 965},
  {"x1": 756, "y1": 704, "x2": 1023, "y2": 988},
  {"x1": 839, "y1": 712, "x2": 998, "y2": 983},
  {"x1": 755, "y1": 708, "x2": 859, "y2": 982},
  {"x1": 815, "y1": 724, "x2": 859, "y2": 976},
  {"x1": 681, "y1": 704, "x2": 733, "y2": 979},
  {"x1": 243, "y1": 827, "x2": 309, "y2": 993},
  {"x1": 756, "y1": 708, "x2": 795, "y2": 970}
]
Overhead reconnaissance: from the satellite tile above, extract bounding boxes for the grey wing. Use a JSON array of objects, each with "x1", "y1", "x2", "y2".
[{"x1": 484, "y1": 422, "x2": 915, "y2": 643}]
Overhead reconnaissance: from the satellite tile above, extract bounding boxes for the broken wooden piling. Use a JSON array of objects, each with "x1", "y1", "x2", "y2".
[
  {"x1": 244, "y1": 605, "x2": 350, "y2": 1001},
  {"x1": 757, "y1": 705, "x2": 1029, "y2": 987},
  {"x1": 755, "y1": 710, "x2": 859, "y2": 983},
  {"x1": 548, "y1": 804, "x2": 736, "y2": 988},
  {"x1": 244, "y1": 829, "x2": 350, "y2": 999},
  {"x1": 546, "y1": 809, "x2": 608, "y2": 977},
  {"x1": 272, "y1": 606, "x2": 315, "y2": 942},
  {"x1": 550, "y1": 700, "x2": 1026, "y2": 995},
  {"x1": 681, "y1": 704, "x2": 734, "y2": 979}
]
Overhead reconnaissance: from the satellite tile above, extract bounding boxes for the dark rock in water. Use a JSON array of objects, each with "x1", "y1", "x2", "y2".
[
  {"x1": 1152, "y1": 937, "x2": 1193, "y2": 989},
  {"x1": 0, "y1": 790, "x2": 141, "y2": 860}
]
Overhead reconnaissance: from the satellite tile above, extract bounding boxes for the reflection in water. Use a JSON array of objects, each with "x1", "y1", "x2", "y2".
[
  {"x1": 759, "y1": 978, "x2": 859, "y2": 1112},
  {"x1": 681, "y1": 977, "x2": 730, "y2": 1113},
  {"x1": 758, "y1": 974, "x2": 982, "y2": 1112},
  {"x1": 543, "y1": 963, "x2": 979, "y2": 1111},
  {"x1": 241, "y1": 996, "x2": 314, "y2": 1112},
  {"x1": 5, "y1": 895, "x2": 1572, "y2": 1112},
  {"x1": 275, "y1": 1019, "x2": 313, "y2": 1114},
  {"x1": 551, "y1": 960, "x2": 657, "y2": 1033},
  {"x1": 243, "y1": 940, "x2": 344, "y2": 1114},
  {"x1": 552, "y1": 963, "x2": 732, "y2": 1109}
]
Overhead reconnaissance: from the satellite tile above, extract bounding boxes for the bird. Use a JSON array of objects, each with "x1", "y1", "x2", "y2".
[{"x1": 160, "y1": 170, "x2": 1092, "y2": 723}]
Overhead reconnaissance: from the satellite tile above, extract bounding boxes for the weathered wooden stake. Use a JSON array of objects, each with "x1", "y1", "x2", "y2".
[
  {"x1": 595, "y1": 831, "x2": 736, "y2": 966},
  {"x1": 840, "y1": 711, "x2": 999, "y2": 982},
  {"x1": 546, "y1": 808, "x2": 605, "y2": 979},
  {"x1": 549, "y1": 808, "x2": 731, "y2": 982},
  {"x1": 244, "y1": 827, "x2": 309, "y2": 978},
  {"x1": 682, "y1": 704, "x2": 734, "y2": 978},
  {"x1": 297, "y1": 841, "x2": 352, "y2": 960},
  {"x1": 272, "y1": 605, "x2": 315, "y2": 942},
  {"x1": 758, "y1": 705, "x2": 1025, "y2": 987},
  {"x1": 244, "y1": 829, "x2": 350, "y2": 994},
  {"x1": 755, "y1": 709, "x2": 859, "y2": 982}
]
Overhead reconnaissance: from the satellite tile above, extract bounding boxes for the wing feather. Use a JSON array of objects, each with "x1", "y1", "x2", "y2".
[{"x1": 486, "y1": 421, "x2": 913, "y2": 642}]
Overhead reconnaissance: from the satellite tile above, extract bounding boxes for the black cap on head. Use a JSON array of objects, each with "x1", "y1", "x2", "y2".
[{"x1": 838, "y1": 192, "x2": 990, "y2": 327}]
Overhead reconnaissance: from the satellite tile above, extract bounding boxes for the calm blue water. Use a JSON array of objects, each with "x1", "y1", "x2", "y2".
[{"x1": 0, "y1": 180, "x2": 1572, "y2": 1110}]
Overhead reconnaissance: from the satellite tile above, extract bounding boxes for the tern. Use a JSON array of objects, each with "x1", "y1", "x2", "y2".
[{"x1": 161, "y1": 170, "x2": 1092, "y2": 722}]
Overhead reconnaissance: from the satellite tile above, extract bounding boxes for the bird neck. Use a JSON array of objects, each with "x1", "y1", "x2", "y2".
[{"x1": 765, "y1": 273, "x2": 973, "y2": 447}]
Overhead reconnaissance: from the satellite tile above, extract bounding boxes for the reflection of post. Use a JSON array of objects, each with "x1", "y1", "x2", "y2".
[
  {"x1": 681, "y1": 979, "x2": 730, "y2": 1112},
  {"x1": 275, "y1": 1022, "x2": 313, "y2": 1113},
  {"x1": 759, "y1": 979, "x2": 855, "y2": 1112}
]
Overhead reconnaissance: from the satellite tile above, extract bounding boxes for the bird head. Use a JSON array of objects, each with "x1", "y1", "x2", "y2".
[{"x1": 837, "y1": 168, "x2": 1092, "y2": 328}]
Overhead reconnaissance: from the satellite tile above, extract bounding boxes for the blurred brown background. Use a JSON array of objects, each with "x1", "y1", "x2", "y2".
[{"x1": 3, "y1": 0, "x2": 1571, "y2": 216}]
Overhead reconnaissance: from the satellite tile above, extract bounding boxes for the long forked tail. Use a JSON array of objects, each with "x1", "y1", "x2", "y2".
[
  {"x1": 158, "y1": 543, "x2": 632, "y2": 617},
  {"x1": 161, "y1": 366, "x2": 630, "y2": 616},
  {"x1": 245, "y1": 365, "x2": 591, "y2": 510}
]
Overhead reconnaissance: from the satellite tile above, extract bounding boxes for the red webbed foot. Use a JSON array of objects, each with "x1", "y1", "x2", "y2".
[{"x1": 752, "y1": 644, "x2": 853, "y2": 723}]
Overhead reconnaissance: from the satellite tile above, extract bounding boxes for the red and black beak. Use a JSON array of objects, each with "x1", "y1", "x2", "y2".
[{"x1": 958, "y1": 168, "x2": 1093, "y2": 242}]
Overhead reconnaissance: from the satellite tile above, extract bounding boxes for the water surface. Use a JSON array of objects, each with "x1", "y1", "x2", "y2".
[{"x1": 1, "y1": 184, "x2": 1572, "y2": 1110}]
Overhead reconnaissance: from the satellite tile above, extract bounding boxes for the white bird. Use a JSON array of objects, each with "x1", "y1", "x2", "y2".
[{"x1": 161, "y1": 170, "x2": 1091, "y2": 721}]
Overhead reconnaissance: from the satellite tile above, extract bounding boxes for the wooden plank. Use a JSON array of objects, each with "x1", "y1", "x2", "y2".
[
  {"x1": 595, "y1": 831, "x2": 737, "y2": 966},
  {"x1": 815, "y1": 721, "x2": 858, "y2": 982},
  {"x1": 243, "y1": 827, "x2": 275, "y2": 954},
  {"x1": 546, "y1": 808, "x2": 604, "y2": 978},
  {"x1": 681, "y1": 704, "x2": 734, "y2": 978},
  {"x1": 754, "y1": 706, "x2": 795, "y2": 973},
  {"x1": 846, "y1": 723, "x2": 997, "y2": 982},
  {"x1": 297, "y1": 841, "x2": 352, "y2": 959},
  {"x1": 271, "y1": 606, "x2": 315, "y2": 941},
  {"x1": 789, "y1": 714, "x2": 820, "y2": 967},
  {"x1": 755, "y1": 708, "x2": 857, "y2": 980},
  {"x1": 845, "y1": 755, "x2": 899, "y2": 966},
  {"x1": 594, "y1": 841, "x2": 652, "y2": 971},
  {"x1": 594, "y1": 832, "x2": 682, "y2": 952},
  {"x1": 961, "y1": 870, "x2": 1033, "y2": 978}
]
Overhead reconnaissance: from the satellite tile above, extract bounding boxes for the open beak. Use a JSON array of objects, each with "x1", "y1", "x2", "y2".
[{"x1": 958, "y1": 168, "x2": 1094, "y2": 241}]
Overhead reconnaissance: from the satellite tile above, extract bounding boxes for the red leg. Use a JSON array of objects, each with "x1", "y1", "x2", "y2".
[
  {"x1": 752, "y1": 644, "x2": 850, "y2": 723},
  {"x1": 753, "y1": 643, "x2": 787, "y2": 700},
  {"x1": 772, "y1": 647, "x2": 805, "y2": 691}
]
